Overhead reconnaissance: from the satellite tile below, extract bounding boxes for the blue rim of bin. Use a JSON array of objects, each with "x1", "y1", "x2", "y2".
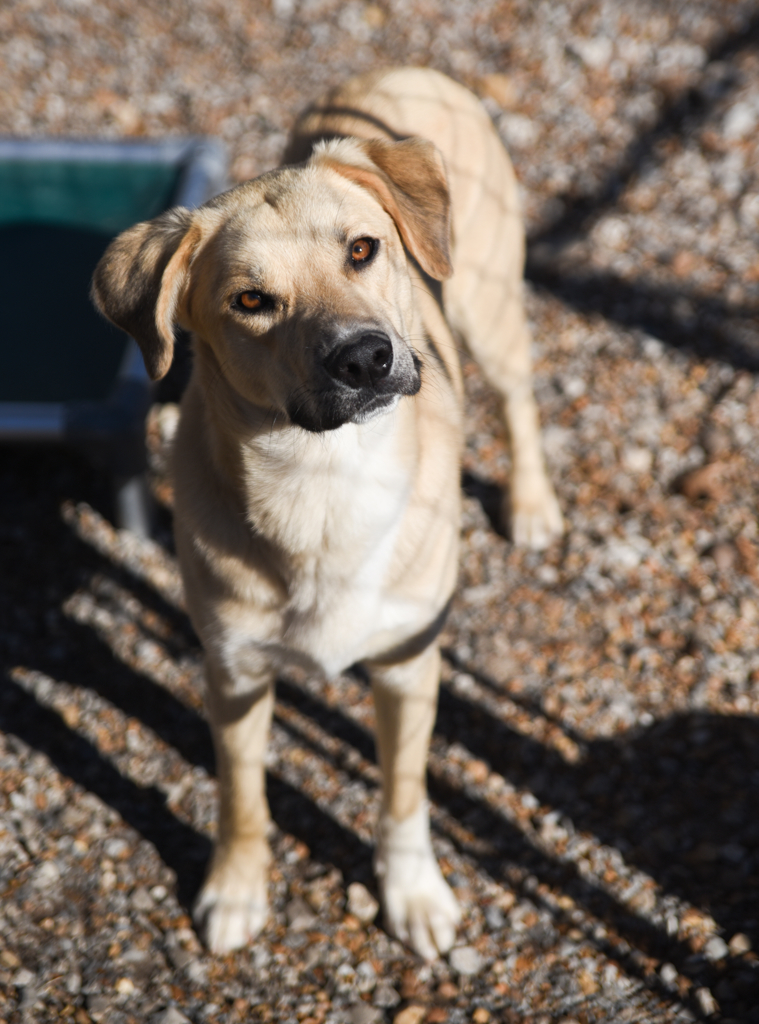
[{"x1": 0, "y1": 136, "x2": 228, "y2": 534}]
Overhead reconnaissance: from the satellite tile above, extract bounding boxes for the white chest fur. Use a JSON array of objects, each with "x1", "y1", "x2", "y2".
[{"x1": 241, "y1": 408, "x2": 421, "y2": 674}]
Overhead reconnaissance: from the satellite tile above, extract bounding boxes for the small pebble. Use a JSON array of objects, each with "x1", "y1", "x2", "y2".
[
  {"x1": 356, "y1": 960, "x2": 377, "y2": 993},
  {"x1": 66, "y1": 972, "x2": 82, "y2": 995},
  {"x1": 703, "y1": 936, "x2": 729, "y2": 962},
  {"x1": 728, "y1": 932, "x2": 752, "y2": 955},
  {"x1": 131, "y1": 886, "x2": 154, "y2": 911},
  {"x1": 87, "y1": 995, "x2": 112, "y2": 1017},
  {"x1": 485, "y1": 904, "x2": 506, "y2": 930},
  {"x1": 694, "y1": 987, "x2": 718, "y2": 1016},
  {"x1": 712, "y1": 542, "x2": 737, "y2": 570},
  {"x1": 31, "y1": 860, "x2": 60, "y2": 889},
  {"x1": 678, "y1": 462, "x2": 727, "y2": 501},
  {"x1": 346, "y1": 882, "x2": 380, "y2": 925},
  {"x1": 286, "y1": 896, "x2": 317, "y2": 931},
  {"x1": 373, "y1": 983, "x2": 401, "y2": 1008},
  {"x1": 394, "y1": 1008, "x2": 426, "y2": 1024},
  {"x1": 659, "y1": 963, "x2": 678, "y2": 986},
  {"x1": 151, "y1": 1008, "x2": 192, "y2": 1024},
  {"x1": 351, "y1": 1004, "x2": 382, "y2": 1024},
  {"x1": 449, "y1": 945, "x2": 484, "y2": 976}
]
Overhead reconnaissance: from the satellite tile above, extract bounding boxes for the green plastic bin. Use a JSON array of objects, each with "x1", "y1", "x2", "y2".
[{"x1": 0, "y1": 137, "x2": 228, "y2": 534}]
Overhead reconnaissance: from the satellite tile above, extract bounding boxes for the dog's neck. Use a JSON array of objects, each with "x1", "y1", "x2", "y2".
[{"x1": 186, "y1": 339, "x2": 419, "y2": 562}]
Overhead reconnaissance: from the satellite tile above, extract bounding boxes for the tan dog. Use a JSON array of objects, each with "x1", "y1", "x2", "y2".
[{"x1": 92, "y1": 67, "x2": 562, "y2": 961}]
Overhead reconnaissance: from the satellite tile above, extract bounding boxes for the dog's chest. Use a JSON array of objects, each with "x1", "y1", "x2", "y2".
[{"x1": 243, "y1": 419, "x2": 419, "y2": 672}]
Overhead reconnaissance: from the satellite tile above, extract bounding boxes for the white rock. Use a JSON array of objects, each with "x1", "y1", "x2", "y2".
[
  {"x1": 373, "y1": 983, "x2": 401, "y2": 1008},
  {"x1": 660, "y1": 963, "x2": 678, "y2": 986},
  {"x1": 562, "y1": 377, "x2": 587, "y2": 399},
  {"x1": 271, "y1": 0, "x2": 295, "y2": 18},
  {"x1": 695, "y1": 987, "x2": 718, "y2": 1016},
  {"x1": 347, "y1": 882, "x2": 379, "y2": 925},
  {"x1": 499, "y1": 113, "x2": 540, "y2": 149},
  {"x1": 622, "y1": 446, "x2": 653, "y2": 474},
  {"x1": 351, "y1": 1004, "x2": 382, "y2": 1024},
  {"x1": 355, "y1": 959, "x2": 377, "y2": 992},
  {"x1": 151, "y1": 1008, "x2": 192, "y2": 1024},
  {"x1": 572, "y1": 36, "x2": 613, "y2": 69},
  {"x1": 32, "y1": 860, "x2": 60, "y2": 889},
  {"x1": 13, "y1": 968, "x2": 36, "y2": 988},
  {"x1": 449, "y1": 945, "x2": 484, "y2": 976},
  {"x1": 605, "y1": 540, "x2": 643, "y2": 571},
  {"x1": 286, "y1": 896, "x2": 317, "y2": 931},
  {"x1": 724, "y1": 101, "x2": 758, "y2": 141},
  {"x1": 704, "y1": 936, "x2": 729, "y2": 962}
]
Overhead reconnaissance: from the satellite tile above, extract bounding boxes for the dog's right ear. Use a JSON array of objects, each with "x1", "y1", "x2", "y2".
[
  {"x1": 313, "y1": 137, "x2": 453, "y2": 281},
  {"x1": 92, "y1": 207, "x2": 201, "y2": 380}
]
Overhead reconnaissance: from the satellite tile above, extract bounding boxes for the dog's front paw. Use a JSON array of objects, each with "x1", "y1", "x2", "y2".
[
  {"x1": 509, "y1": 471, "x2": 564, "y2": 550},
  {"x1": 193, "y1": 839, "x2": 270, "y2": 954},
  {"x1": 375, "y1": 805, "x2": 461, "y2": 960}
]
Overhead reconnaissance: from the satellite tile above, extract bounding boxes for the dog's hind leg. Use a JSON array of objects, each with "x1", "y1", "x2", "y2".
[
  {"x1": 448, "y1": 258, "x2": 563, "y2": 549},
  {"x1": 193, "y1": 662, "x2": 275, "y2": 954},
  {"x1": 476, "y1": 304, "x2": 564, "y2": 551},
  {"x1": 444, "y1": 133, "x2": 563, "y2": 550},
  {"x1": 370, "y1": 645, "x2": 461, "y2": 960}
]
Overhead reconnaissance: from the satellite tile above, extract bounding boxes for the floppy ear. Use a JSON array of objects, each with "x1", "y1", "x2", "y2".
[
  {"x1": 314, "y1": 137, "x2": 453, "y2": 281},
  {"x1": 91, "y1": 207, "x2": 200, "y2": 380}
]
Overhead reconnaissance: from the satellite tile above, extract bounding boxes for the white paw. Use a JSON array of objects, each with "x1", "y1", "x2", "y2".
[
  {"x1": 509, "y1": 475, "x2": 564, "y2": 550},
  {"x1": 193, "y1": 841, "x2": 270, "y2": 954},
  {"x1": 375, "y1": 805, "x2": 461, "y2": 960}
]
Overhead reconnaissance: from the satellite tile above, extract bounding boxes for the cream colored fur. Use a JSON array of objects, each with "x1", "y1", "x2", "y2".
[{"x1": 92, "y1": 66, "x2": 562, "y2": 961}]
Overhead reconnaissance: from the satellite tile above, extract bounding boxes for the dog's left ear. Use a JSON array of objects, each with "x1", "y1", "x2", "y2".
[
  {"x1": 315, "y1": 137, "x2": 453, "y2": 280},
  {"x1": 92, "y1": 208, "x2": 202, "y2": 380}
]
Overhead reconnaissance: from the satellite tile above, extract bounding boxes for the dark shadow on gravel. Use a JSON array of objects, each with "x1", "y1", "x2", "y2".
[
  {"x1": 426, "y1": 771, "x2": 712, "y2": 1021},
  {"x1": 529, "y1": 14, "x2": 759, "y2": 247},
  {"x1": 0, "y1": 446, "x2": 375, "y2": 910},
  {"x1": 0, "y1": 671, "x2": 212, "y2": 907},
  {"x1": 266, "y1": 774, "x2": 375, "y2": 890},
  {"x1": 276, "y1": 679, "x2": 377, "y2": 764},
  {"x1": 61, "y1": 616, "x2": 215, "y2": 772},
  {"x1": 525, "y1": 264, "x2": 759, "y2": 372},
  {"x1": 462, "y1": 471, "x2": 507, "y2": 537},
  {"x1": 433, "y1": 684, "x2": 759, "y2": 1020},
  {"x1": 259, "y1": 673, "x2": 759, "y2": 1019},
  {"x1": 228, "y1": 669, "x2": 752, "y2": 1017},
  {"x1": 524, "y1": 13, "x2": 759, "y2": 371},
  {"x1": 3, "y1": 447, "x2": 758, "y2": 1017}
]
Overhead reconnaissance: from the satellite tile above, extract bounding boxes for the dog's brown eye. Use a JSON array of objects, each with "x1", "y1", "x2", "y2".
[
  {"x1": 351, "y1": 238, "x2": 375, "y2": 263},
  {"x1": 239, "y1": 291, "x2": 263, "y2": 310}
]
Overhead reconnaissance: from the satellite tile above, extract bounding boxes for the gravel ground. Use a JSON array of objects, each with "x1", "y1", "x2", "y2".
[{"x1": 2, "y1": 1, "x2": 759, "y2": 1022}]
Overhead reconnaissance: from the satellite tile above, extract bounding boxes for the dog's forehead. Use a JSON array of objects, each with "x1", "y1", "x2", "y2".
[{"x1": 218, "y1": 165, "x2": 390, "y2": 254}]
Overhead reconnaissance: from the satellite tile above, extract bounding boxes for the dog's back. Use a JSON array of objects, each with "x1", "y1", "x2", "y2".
[{"x1": 287, "y1": 69, "x2": 561, "y2": 549}]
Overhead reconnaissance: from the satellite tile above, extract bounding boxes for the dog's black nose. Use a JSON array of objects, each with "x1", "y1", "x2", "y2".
[{"x1": 324, "y1": 333, "x2": 393, "y2": 389}]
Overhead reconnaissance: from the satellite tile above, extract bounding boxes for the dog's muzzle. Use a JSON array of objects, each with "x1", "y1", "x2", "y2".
[{"x1": 287, "y1": 328, "x2": 421, "y2": 433}]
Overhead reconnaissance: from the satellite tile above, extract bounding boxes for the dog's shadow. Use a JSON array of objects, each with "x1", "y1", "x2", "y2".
[
  {"x1": 462, "y1": 470, "x2": 507, "y2": 536},
  {"x1": 434, "y1": 684, "x2": 759, "y2": 948}
]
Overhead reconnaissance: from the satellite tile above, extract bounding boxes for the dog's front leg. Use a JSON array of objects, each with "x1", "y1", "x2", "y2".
[
  {"x1": 371, "y1": 645, "x2": 461, "y2": 960},
  {"x1": 194, "y1": 662, "x2": 275, "y2": 954}
]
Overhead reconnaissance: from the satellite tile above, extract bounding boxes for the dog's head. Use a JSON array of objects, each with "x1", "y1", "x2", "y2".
[{"x1": 92, "y1": 137, "x2": 452, "y2": 432}]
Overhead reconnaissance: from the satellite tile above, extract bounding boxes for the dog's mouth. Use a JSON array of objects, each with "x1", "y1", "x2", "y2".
[{"x1": 287, "y1": 349, "x2": 421, "y2": 433}]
